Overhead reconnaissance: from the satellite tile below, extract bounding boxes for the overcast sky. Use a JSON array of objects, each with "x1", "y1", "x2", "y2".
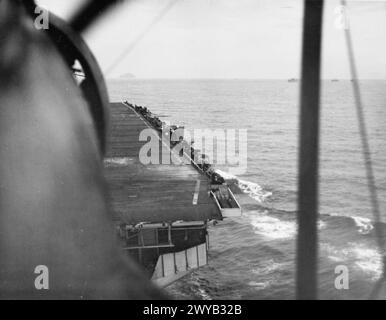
[{"x1": 38, "y1": 0, "x2": 386, "y2": 79}]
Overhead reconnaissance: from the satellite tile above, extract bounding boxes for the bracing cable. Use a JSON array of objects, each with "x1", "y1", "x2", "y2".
[
  {"x1": 104, "y1": 0, "x2": 179, "y2": 76},
  {"x1": 340, "y1": 0, "x2": 385, "y2": 299}
]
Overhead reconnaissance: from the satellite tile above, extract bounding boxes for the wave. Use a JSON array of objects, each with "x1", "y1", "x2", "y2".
[
  {"x1": 197, "y1": 288, "x2": 212, "y2": 300},
  {"x1": 214, "y1": 170, "x2": 381, "y2": 241},
  {"x1": 328, "y1": 213, "x2": 375, "y2": 235},
  {"x1": 251, "y1": 259, "x2": 288, "y2": 275},
  {"x1": 247, "y1": 210, "x2": 297, "y2": 240},
  {"x1": 351, "y1": 216, "x2": 374, "y2": 234},
  {"x1": 238, "y1": 179, "x2": 273, "y2": 203},
  {"x1": 104, "y1": 157, "x2": 132, "y2": 166},
  {"x1": 215, "y1": 169, "x2": 272, "y2": 203},
  {"x1": 351, "y1": 216, "x2": 374, "y2": 235},
  {"x1": 322, "y1": 242, "x2": 382, "y2": 281},
  {"x1": 246, "y1": 210, "x2": 326, "y2": 240},
  {"x1": 214, "y1": 169, "x2": 384, "y2": 282},
  {"x1": 247, "y1": 281, "x2": 271, "y2": 290},
  {"x1": 248, "y1": 260, "x2": 286, "y2": 290}
]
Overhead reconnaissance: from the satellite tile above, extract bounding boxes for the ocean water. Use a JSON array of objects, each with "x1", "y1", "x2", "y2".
[{"x1": 107, "y1": 79, "x2": 386, "y2": 299}]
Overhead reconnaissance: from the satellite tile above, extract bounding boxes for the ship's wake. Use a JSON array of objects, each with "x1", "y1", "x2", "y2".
[
  {"x1": 215, "y1": 169, "x2": 272, "y2": 203},
  {"x1": 167, "y1": 169, "x2": 386, "y2": 299}
]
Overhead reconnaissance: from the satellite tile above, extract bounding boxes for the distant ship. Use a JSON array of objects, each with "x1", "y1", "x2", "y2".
[
  {"x1": 331, "y1": 79, "x2": 339, "y2": 82},
  {"x1": 288, "y1": 78, "x2": 298, "y2": 82}
]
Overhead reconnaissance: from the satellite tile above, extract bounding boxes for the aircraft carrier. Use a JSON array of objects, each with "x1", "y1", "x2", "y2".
[{"x1": 105, "y1": 102, "x2": 241, "y2": 286}]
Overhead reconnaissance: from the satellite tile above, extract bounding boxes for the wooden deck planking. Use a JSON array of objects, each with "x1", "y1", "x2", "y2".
[{"x1": 104, "y1": 102, "x2": 219, "y2": 224}]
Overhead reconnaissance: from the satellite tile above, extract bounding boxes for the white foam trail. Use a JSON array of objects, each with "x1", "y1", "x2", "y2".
[
  {"x1": 249, "y1": 260, "x2": 291, "y2": 290},
  {"x1": 214, "y1": 169, "x2": 238, "y2": 180},
  {"x1": 322, "y1": 243, "x2": 350, "y2": 263},
  {"x1": 104, "y1": 157, "x2": 132, "y2": 166},
  {"x1": 197, "y1": 288, "x2": 212, "y2": 300},
  {"x1": 247, "y1": 211, "x2": 325, "y2": 240},
  {"x1": 318, "y1": 220, "x2": 327, "y2": 230},
  {"x1": 251, "y1": 259, "x2": 286, "y2": 275},
  {"x1": 215, "y1": 169, "x2": 272, "y2": 203},
  {"x1": 352, "y1": 245, "x2": 382, "y2": 280},
  {"x1": 247, "y1": 281, "x2": 271, "y2": 290},
  {"x1": 238, "y1": 179, "x2": 272, "y2": 203},
  {"x1": 322, "y1": 242, "x2": 382, "y2": 280},
  {"x1": 352, "y1": 216, "x2": 374, "y2": 235},
  {"x1": 248, "y1": 211, "x2": 297, "y2": 240},
  {"x1": 329, "y1": 213, "x2": 374, "y2": 235}
]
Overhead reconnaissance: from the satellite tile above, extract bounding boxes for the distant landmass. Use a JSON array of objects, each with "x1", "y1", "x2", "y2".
[{"x1": 119, "y1": 73, "x2": 136, "y2": 79}]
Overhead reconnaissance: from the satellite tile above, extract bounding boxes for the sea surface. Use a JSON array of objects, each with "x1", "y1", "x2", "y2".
[{"x1": 107, "y1": 79, "x2": 386, "y2": 299}]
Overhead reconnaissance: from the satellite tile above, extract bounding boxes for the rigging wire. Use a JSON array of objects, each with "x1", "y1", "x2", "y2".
[
  {"x1": 104, "y1": 0, "x2": 179, "y2": 76},
  {"x1": 340, "y1": 0, "x2": 386, "y2": 299}
]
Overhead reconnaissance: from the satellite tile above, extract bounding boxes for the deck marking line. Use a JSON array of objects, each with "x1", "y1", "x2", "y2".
[{"x1": 193, "y1": 180, "x2": 200, "y2": 205}]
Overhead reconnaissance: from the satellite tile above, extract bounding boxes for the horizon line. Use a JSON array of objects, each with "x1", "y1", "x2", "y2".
[{"x1": 106, "y1": 77, "x2": 386, "y2": 81}]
